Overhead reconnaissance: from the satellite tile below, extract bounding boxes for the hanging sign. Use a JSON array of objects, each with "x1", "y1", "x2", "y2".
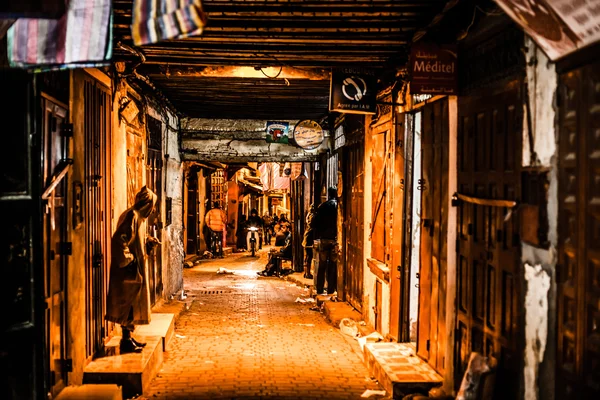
[
  {"x1": 410, "y1": 43, "x2": 458, "y2": 95},
  {"x1": 266, "y1": 121, "x2": 289, "y2": 144},
  {"x1": 293, "y1": 120, "x2": 324, "y2": 150},
  {"x1": 494, "y1": 0, "x2": 600, "y2": 60},
  {"x1": 329, "y1": 68, "x2": 377, "y2": 114}
]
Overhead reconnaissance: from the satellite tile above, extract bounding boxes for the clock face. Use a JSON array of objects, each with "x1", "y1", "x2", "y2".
[{"x1": 293, "y1": 120, "x2": 324, "y2": 150}]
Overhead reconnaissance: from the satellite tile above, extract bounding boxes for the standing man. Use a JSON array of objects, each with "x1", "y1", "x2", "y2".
[
  {"x1": 106, "y1": 186, "x2": 160, "y2": 354},
  {"x1": 205, "y1": 201, "x2": 226, "y2": 258},
  {"x1": 313, "y1": 187, "x2": 338, "y2": 295},
  {"x1": 302, "y1": 203, "x2": 315, "y2": 279}
]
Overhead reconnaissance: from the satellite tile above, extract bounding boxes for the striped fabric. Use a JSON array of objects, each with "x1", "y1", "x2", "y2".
[
  {"x1": 7, "y1": 0, "x2": 112, "y2": 71},
  {"x1": 131, "y1": 0, "x2": 207, "y2": 46}
]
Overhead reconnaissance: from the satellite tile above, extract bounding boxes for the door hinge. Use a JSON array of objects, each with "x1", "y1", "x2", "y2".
[
  {"x1": 426, "y1": 339, "x2": 430, "y2": 351},
  {"x1": 61, "y1": 123, "x2": 74, "y2": 137},
  {"x1": 59, "y1": 242, "x2": 72, "y2": 256},
  {"x1": 62, "y1": 359, "x2": 73, "y2": 372}
]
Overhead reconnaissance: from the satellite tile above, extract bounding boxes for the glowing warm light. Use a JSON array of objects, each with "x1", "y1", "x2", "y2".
[{"x1": 172, "y1": 65, "x2": 330, "y2": 80}]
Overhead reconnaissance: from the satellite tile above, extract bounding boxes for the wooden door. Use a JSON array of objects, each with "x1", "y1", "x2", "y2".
[
  {"x1": 83, "y1": 77, "x2": 111, "y2": 357},
  {"x1": 417, "y1": 99, "x2": 449, "y2": 374},
  {"x1": 390, "y1": 118, "x2": 405, "y2": 341},
  {"x1": 455, "y1": 80, "x2": 522, "y2": 397},
  {"x1": 557, "y1": 61, "x2": 600, "y2": 399},
  {"x1": 42, "y1": 96, "x2": 69, "y2": 396},
  {"x1": 146, "y1": 117, "x2": 163, "y2": 304},
  {"x1": 344, "y1": 141, "x2": 365, "y2": 311}
]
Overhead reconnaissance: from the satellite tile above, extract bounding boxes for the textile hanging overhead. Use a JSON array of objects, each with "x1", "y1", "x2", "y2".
[
  {"x1": 6, "y1": 0, "x2": 112, "y2": 71},
  {"x1": 131, "y1": 0, "x2": 207, "y2": 46}
]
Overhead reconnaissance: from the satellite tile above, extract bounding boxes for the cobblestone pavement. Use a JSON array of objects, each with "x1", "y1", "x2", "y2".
[{"x1": 139, "y1": 247, "x2": 385, "y2": 400}]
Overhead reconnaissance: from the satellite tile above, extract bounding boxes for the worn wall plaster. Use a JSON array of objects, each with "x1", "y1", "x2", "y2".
[
  {"x1": 181, "y1": 118, "x2": 330, "y2": 162},
  {"x1": 523, "y1": 37, "x2": 557, "y2": 168},
  {"x1": 524, "y1": 263, "x2": 551, "y2": 400},
  {"x1": 520, "y1": 37, "x2": 559, "y2": 400},
  {"x1": 148, "y1": 104, "x2": 184, "y2": 298}
]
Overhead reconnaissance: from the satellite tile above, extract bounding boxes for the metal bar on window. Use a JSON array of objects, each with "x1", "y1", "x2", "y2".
[
  {"x1": 41, "y1": 159, "x2": 73, "y2": 200},
  {"x1": 455, "y1": 192, "x2": 518, "y2": 208}
]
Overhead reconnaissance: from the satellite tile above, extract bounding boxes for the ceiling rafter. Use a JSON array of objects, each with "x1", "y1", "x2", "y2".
[{"x1": 112, "y1": 0, "x2": 448, "y2": 119}]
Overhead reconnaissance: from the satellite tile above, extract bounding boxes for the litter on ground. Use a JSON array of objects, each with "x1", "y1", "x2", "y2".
[
  {"x1": 357, "y1": 331, "x2": 384, "y2": 351},
  {"x1": 360, "y1": 389, "x2": 387, "y2": 398}
]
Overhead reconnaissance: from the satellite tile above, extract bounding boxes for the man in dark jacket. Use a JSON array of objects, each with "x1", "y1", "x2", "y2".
[{"x1": 313, "y1": 187, "x2": 338, "y2": 294}]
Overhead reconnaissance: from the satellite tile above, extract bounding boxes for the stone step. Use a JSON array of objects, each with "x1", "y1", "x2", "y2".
[
  {"x1": 134, "y1": 313, "x2": 175, "y2": 352},
  {"x1": 364, "y1": 342, "x2": 443, "y2": 399},
  {"x1": 56, "y1": 384, "x2": 122, "y2": 400},
  {"x1": 83, "y1": 335, "x2": 163, "y2": 399},
  {"x1": 322, "y1": 300, "x2": 362, "y2": 327}
]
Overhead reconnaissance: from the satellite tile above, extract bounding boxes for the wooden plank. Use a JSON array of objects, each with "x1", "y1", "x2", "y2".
[
  {"x1": 437, "y1": 99, "x2": 449, "y2": 373},
  {"x1": 417, "y1": 102, "x2": 433, "y2": 361},
  {"x1": 429, "y1": 101, "x2": 441, "y2": 368},
  {"x1": 389, "y1": 116, "x2": 405, "y2": 341}
]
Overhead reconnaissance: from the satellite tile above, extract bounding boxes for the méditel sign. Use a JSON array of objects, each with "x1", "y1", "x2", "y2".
[
  {"x1": 410, "y1": 43, "x2": 458, "y2": 95},
  {"x1": 329, "y1": 68, "x2": 377, "y2": 115}
]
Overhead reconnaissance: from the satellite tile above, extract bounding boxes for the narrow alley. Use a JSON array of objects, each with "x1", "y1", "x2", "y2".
[
  {"x1": 2, "y1": 1, "x2": 600, "y2": 400},
  {"x1": 140, "y1": 249, "x2": 383, "y2": 400}
]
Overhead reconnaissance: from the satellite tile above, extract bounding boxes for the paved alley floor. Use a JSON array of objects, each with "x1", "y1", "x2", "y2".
[{"x1": 138, "y1": 248, "x2": 385, "y2": 400}]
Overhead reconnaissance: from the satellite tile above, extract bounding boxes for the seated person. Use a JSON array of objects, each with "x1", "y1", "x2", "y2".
[
  {"x1": 274, "y1": 221, "x2": 289, "y2": 246},
  {"x1": 258, "y1": 225, "x2": 292, "y2": 276}
]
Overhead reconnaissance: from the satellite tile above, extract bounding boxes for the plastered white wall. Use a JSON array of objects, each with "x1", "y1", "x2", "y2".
[
  {"x1": 523, "y1": 37, "x2": 557, "y2": 168},
  {"x1": 524, "y1": 263, "x2": 551, "y2": 400},
  {"x1": 409, "y1": 112, "x2": 422, "y2": 341},
  {"x1": 521, "y1": 38, "x2": 559, "y2": 400}
]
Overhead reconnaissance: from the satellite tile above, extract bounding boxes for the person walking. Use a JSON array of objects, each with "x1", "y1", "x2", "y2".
[
  {"x1": 313, "y1": 187, "x2": 338, "y2": 295},
  {"x1": 302, "y1": 203, "x2": 315, "y2": 279},
  {"x1": 205, "y1": 201, "x2": 226, "y2": 258},
  {"x1": 106, "y1": 186, "x2": 160, "y2": 354},
  {"x1": 262, "y1": 212, "x2": 273, "y2": 245}
]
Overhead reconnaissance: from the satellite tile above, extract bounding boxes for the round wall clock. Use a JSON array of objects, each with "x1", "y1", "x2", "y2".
[{"x1": 293, "y1": 120, "x2": 324, "y2": 150}]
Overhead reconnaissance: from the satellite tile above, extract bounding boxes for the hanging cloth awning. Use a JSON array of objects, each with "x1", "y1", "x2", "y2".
[
  {"x1": 7, "y1": 0, "x2": 112, "y2": 71},
  {"x1": 131, "y1": 0, "x2": 207, "y2": 46}
]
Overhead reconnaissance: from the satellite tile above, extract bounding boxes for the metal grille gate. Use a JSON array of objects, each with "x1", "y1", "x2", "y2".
[{"x1": 84, "y1": 77, "x2": 111, "y2": 357}]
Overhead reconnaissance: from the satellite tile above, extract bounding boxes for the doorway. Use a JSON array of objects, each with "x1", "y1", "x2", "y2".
[
  {"x1": 83, "y1": 76, "x2": 112, "y2": 358},
  {"x1": 146, "y1": 116, "x2": 163, "y2": 304},
  {"x1": 343, "y1": 141, "x2": 365, "y2": 311},
  {"x1": 42, "y1": 95, "x2": 69, "y2": 396}
]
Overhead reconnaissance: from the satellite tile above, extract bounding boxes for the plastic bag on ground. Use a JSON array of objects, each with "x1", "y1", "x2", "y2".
[
  {"x1": 339, "y1": 318, "x2": 359, "y2": 337},
  {"x1": 361, "y1": 389, "x2": 387, "y2": 398},
  {"x1": 216, "y1": 267, "x2": 233, "y2": 274}
]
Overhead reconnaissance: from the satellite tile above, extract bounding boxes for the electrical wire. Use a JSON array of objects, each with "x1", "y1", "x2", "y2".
[{"x1": 259, "y1": 66, "x2": 283, "y2": 79}]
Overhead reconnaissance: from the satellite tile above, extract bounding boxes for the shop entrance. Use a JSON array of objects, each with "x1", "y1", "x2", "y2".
[{"x1": 42, "y1": 95, "x2": 69, "y2": 396}]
